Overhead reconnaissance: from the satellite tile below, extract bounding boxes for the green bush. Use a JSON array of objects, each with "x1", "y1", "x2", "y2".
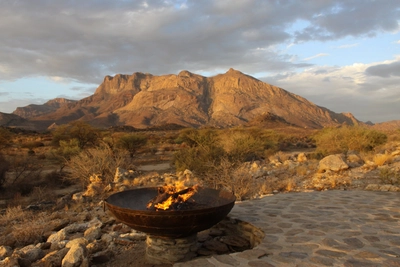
[
  {"x1": 172, "y1": 128, "x2": 225, "y2": 175},
  {"x1": 116, "y1": 133, "x2": 147, "y2": 158},
  {"x1": 51, "y1": 121, "x2": 99, "y2": 149},
  {"x1": 313, "y1": 126, "x2": 387, "y2": 155}
]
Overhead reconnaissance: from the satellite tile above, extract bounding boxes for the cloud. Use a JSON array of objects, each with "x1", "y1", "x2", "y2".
[
  {"x1": 365, "y1": 61, "x2": 400, "y2": 77},
  {"x1": 264, "y1": 58, "x2": 400, "y2": 123},
  {"x1": 335, "y1": 43, "x2": 359, "y2": 49},
  {"x1": 303, "y1": 53, "x2": 329, "y2": 61},
  {"x1": 0, "y1": 0, "x2": 398, "y2": 86}
]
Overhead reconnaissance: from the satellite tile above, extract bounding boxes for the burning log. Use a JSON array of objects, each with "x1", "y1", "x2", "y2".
[{"x1": 147, "y1": 185, "x2": 201, "y2": 211}]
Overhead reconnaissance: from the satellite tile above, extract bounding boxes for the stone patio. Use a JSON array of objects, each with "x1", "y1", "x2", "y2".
[{"x1": 175, "y1": 190, "x2": 400, "y2": 266}]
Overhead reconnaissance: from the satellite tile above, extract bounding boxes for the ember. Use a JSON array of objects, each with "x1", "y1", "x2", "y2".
[{"x1": 146, "y1": 184, "x2": 201, "y2": 211}]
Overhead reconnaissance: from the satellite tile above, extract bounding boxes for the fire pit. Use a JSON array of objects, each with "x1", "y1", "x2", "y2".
[
  {"x1": 104, "y1": 186, "x2": 236, "y2": 264},
  {"x1": 104, "y1": 187, "x2": 236, "y2": 238}
]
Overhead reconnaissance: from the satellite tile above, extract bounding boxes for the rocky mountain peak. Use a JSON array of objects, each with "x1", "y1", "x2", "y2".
[{"x1": 2, "y1": 69, "x2": 367, "y2": 131}]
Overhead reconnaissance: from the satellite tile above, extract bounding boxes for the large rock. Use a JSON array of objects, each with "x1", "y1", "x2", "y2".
[
  {"x1": 62, "y1": 238, "x2": 88, "y2": 267},
  {"x1": 318, "y1": 154, "x2": 349, "y2": 172}
]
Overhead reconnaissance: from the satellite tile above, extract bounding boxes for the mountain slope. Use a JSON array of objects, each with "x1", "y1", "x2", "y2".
[{"x1": 5, "y1": 69, "x2": 361, "y2": 130}]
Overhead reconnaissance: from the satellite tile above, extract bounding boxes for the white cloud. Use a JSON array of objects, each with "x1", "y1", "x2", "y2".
[
  {"x1": 335, "y1": 43, "x2": 359, "y2": 49},
  {"x1": 302, "y1": 53, "x2": 329, "y2": 61}
]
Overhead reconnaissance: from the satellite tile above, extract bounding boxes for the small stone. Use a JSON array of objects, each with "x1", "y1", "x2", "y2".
[
  {"x1": 219, "y1": 235, "x2": 250, "y2": 248},
  {"x1": 37, "y1": 248, "x2": 69, "y2": 267},
  {"x1": 84, "y1": 226, "x2": 102, "y2": 242},
  {"x1": 17, "y1": 245, "x2": 45, "y2": 262},
  {"x1": 202, "y1": 239, "x2": 229, "y2": 254},
  {"x1": 0, "y1": 246, "x2": 12, "y2": 259}
]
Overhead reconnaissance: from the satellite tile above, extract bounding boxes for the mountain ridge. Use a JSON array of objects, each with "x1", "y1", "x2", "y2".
[{"x1": 0, "y1": 68, "x2": 386, "y2": 131}]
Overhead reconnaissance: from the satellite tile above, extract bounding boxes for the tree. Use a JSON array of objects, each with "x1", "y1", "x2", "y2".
[
  {"x1": 117, "y1": 133, "x2": 147, "y2": 158},
  {"x1": 52, "y1": 121, "x2": 99, "y2": 149},
  {"x1": 0, "y1": 127, "x2": 12, "y2": 149}
]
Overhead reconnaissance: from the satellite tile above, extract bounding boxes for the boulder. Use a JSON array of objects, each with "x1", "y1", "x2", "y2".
[
  {"x1": 62, "y1": 238, "x2": 88, "y2": 267},
  {"x1": 318, "y1": 154, "x2": 349, "y2": 172}
]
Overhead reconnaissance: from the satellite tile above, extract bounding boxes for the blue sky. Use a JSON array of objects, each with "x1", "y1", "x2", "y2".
[{"x1": 0, "y1": 0, "x2": 399, "y2": 123}]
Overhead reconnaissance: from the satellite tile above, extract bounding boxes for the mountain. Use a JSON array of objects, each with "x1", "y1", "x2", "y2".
[
  {"x1": 371, "y1": 120, "x2": 400, "y2": 131},
  {"x1": 13, "y1": 98, "x2": 77, "y2": 119},
  {"x1": 4, "y1": 69, "x2": 362, "y2": 131}
]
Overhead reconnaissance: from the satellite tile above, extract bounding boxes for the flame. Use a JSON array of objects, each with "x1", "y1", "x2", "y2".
[
  {"x1": 154, "y1": 196, "x2": 174, "y2": 210},
  {"x1": 148, "y1": 184, "x2": 200, "y2": 211}
]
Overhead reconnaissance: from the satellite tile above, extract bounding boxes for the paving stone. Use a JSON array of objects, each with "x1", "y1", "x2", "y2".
[
  {"x1": 316, "y1": 249, "x2": 347, "y2": 258},
  {"x1": 343, "y1": 238, "x2": 365, "y2": 248}
]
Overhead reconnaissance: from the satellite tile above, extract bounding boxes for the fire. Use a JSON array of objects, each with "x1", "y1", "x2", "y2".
[{"x1": 147, "y1": 183, "x2": 200, "y2": 211}]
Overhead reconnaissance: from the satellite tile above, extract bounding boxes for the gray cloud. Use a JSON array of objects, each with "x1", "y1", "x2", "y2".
[
  {"x1": 365, "y1": 61, "x2": 400, "y2": 77},
  {"x1": 1, "y1": 0, "x2": 399, "y2": 85}
]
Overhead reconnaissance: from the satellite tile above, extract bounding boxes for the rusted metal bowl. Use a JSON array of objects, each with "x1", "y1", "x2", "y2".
[{"x1": 104, "y1": 187, "x2": 236, "y2": 238}]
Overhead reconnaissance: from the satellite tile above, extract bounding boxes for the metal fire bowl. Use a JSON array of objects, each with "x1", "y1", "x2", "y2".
[{"x1": 104, "y1": 187, "x2": 236, "y2": 238}]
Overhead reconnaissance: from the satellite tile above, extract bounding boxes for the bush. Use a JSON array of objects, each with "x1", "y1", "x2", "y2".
[
  {"x1": 220, "y1": 129, "x2": 272, "y2": 162},
  {"x1": 0, "y1": 153, "x2": 10, "y2": 189},
  {"x1": 172, "y1": 128, "x2": 225, "y2": 175},
  {"x1": 51, "y1": 121, "x2": 99, "y2": 149},
  {"x1": 379, "y1": 167, "x2": 400, "y2": 185},
  {"x1": 66, "y1": 143, "x2": 133, "y2": 187},
  {"x1": 313, "y1": 126, "x2": 387, "y2": 155},
  {"x1": 116, "y1": 133, "x2": 147, "y2": 158}
]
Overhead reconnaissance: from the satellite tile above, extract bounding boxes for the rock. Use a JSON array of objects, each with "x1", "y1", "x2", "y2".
[
  {"x1": 62, "y1": 239, "x2": 88, "y2": 267},
  {"x1": 220, "y1": 235, "x2": 250, "y2": 248},
  {"x1": 0, "y1": 256, "x2": 19, "y2": 267},
  {"x1": 365, "y1": 184, "x2": 380, "y2": 191},
  {"x1": 0, "y1": 246, "x2": 12, "y2": 260},
  {"x1": 35, "y1": 247, "x2": 69, "y2": 267},
  {"x1": 66, "y1": 238, "x2": 88, "y2": 249},
  {"x1": 47, "y1": 229, "x2": 67, "y2": 244},
  {"x1": 318, "y1": 154, "x2": 349, "y2": 172},
  {"x1": 202, "y1": 239, "x2": 229, "y2": 254},
  {"x1": 297, "y1": 153, "x2": 307, "y2": 162},
  {"x1": 84, "y1": 226, "x2": 102, "y2": 242},
  {"x1": 72, "y1": 192, "x2": 84, "y2": 202},
  {"x1": 119, "y1": 232, "x2": 146, "y2": 241},
  {"x1": 17, "y1": 244, "x2": 45, "y2": 262}
]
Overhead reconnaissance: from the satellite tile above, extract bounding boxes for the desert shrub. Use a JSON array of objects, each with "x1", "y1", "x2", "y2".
[
  {"x1": 7, "y1": 155, "x2": 42, "y2": 186},
  {"x1": 21, "y1": 141, "x2": 45, "y2": 149},
  {"x1": 313, "y1": 126, "x2": 387, "y2": 155},
  {"x1": 66, "y1": 142, "x2": 133, "y2": 187},
  {"x1": 220, "y1": 129, "x2": 273, "y2": 162},
  {"x1": 379, "y1": 167, "x2": 400, "y2": 185},
  {"x1": 0, "y1": 153, "x2": 10, "y2": 190},
  {"x1": 203, "y1": 159, "x2": 258, "y2": 200},
  {"x1": 173, "y1": 128, "x2": 226, "y2": 174},
  {"x1": 51, "y1": 121, "x2": 100, "y2": 149},
  {"x1": 116, "y1": 133, "x2": 147, "y2": 158},
  {"x1": 0, "y1": 127, "x2": 13, "y2": 148}
]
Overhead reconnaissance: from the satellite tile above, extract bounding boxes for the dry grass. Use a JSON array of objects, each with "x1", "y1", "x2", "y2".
[
  {"x1": 0, "y1": 206, "x2": 48, "y2": 247},
  {"x1": 373, "y1": 153, "x2": 393, "y2": 166}
]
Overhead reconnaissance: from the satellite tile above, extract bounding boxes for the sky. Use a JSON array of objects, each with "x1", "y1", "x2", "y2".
[{"x1": 0, "y1": 0, "x2": 399, "y2": 123}]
